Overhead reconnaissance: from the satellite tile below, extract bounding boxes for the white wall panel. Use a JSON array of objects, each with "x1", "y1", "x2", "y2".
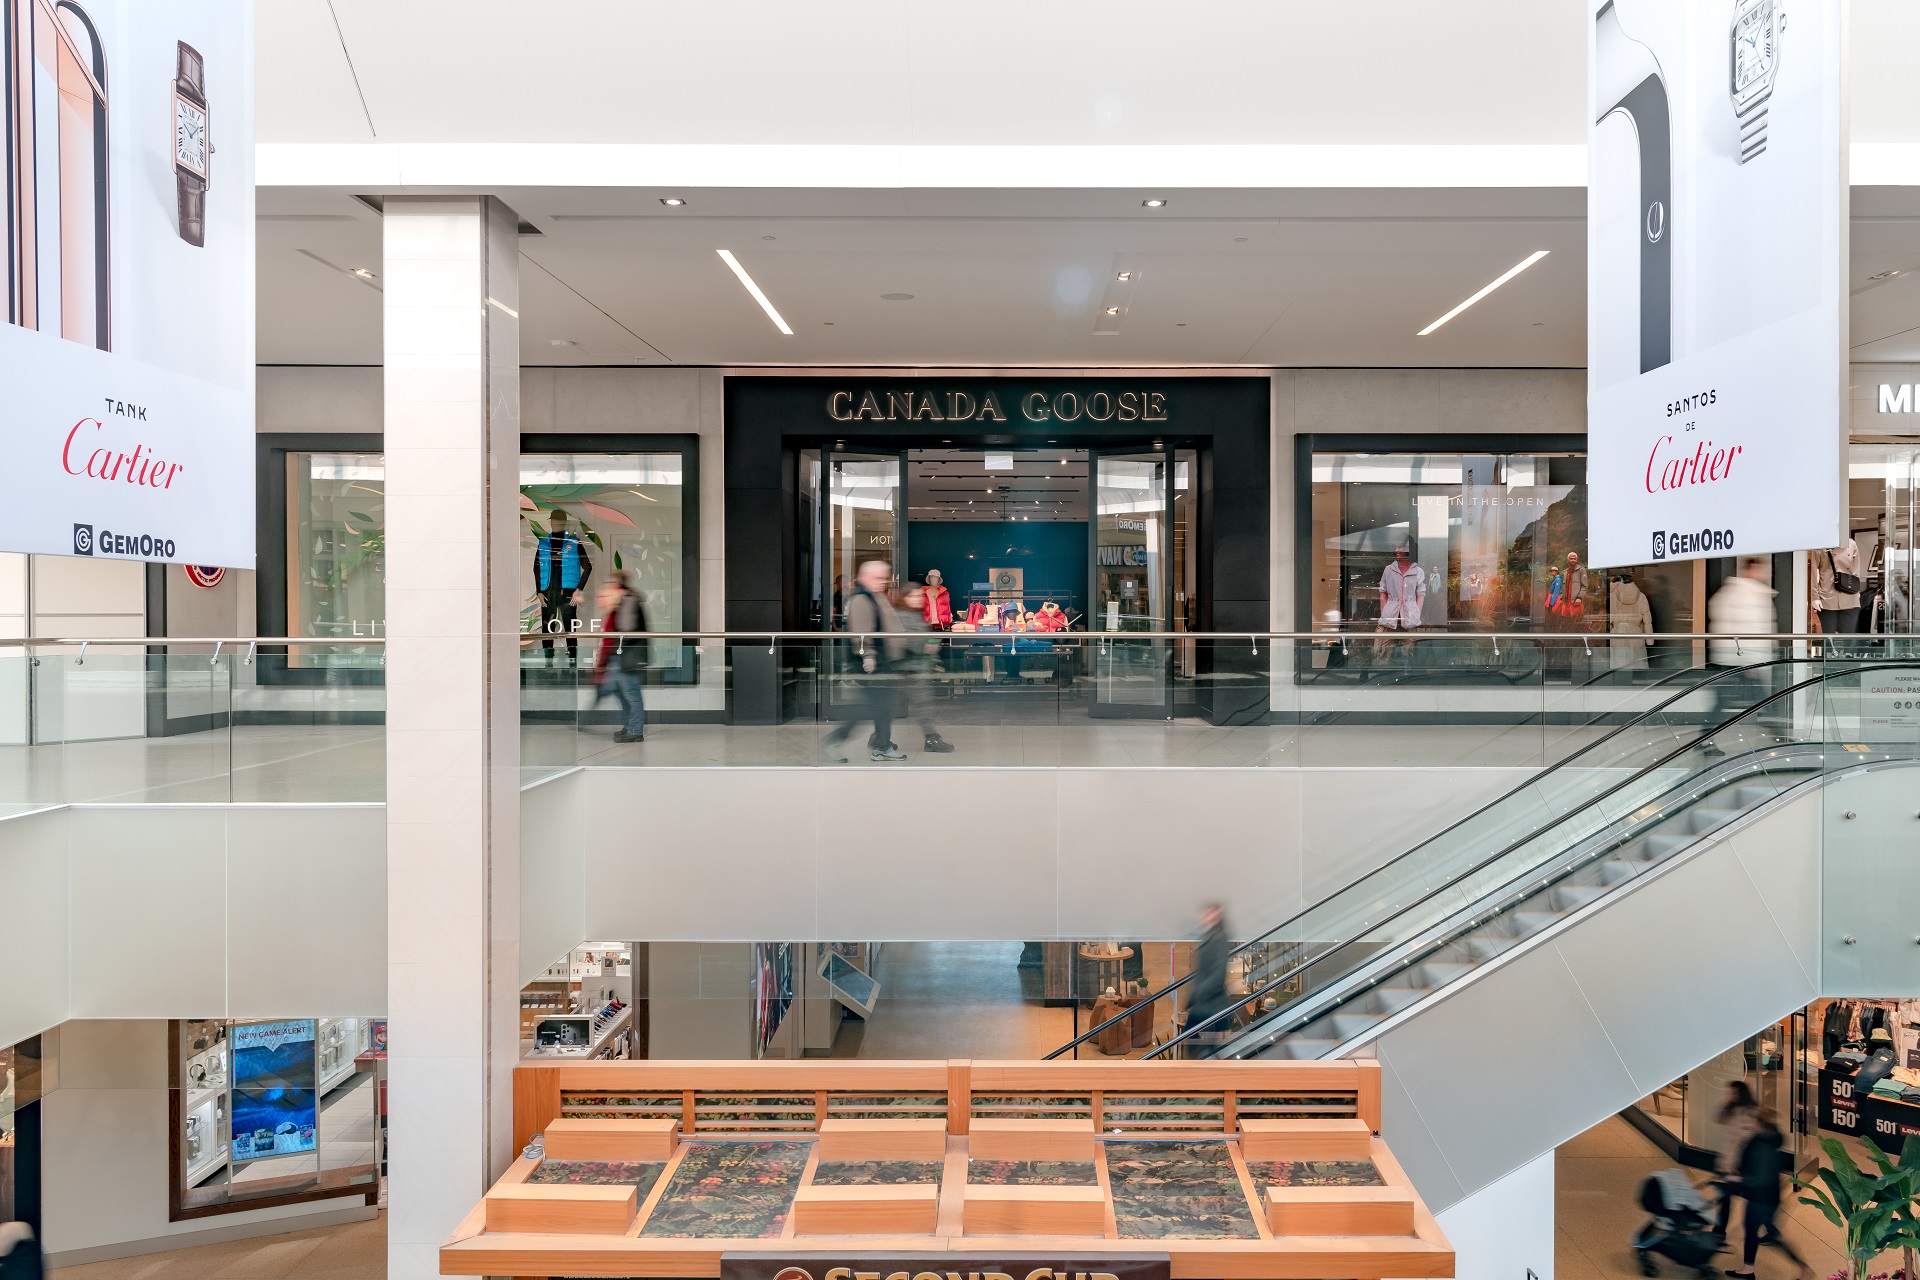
[
  {"x1": 0, "y1": 808, "x2": 69, "y2": 1047},
  {"x1": 226, "y1": 805, "x2": 388, "y2": 1016},
  {"x1": 1435, "y1": 1150, "x2": 1554, "y2": 1280},
  {"x1": 520, "y1": 769, "x2": 587, "y2": 982},
  {"x1": 67, "y1": 807, "x2": 230, "y2": 1016}
]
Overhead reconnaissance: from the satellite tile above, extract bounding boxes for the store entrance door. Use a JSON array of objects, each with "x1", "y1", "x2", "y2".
[
  {"x1": 1090, "y1": 449, "x2": 1173, "y2": 718},
  {"x1": 824, "y1": 450, "x2": 903, "y2": 626}
]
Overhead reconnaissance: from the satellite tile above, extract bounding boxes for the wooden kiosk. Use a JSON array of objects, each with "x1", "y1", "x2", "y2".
[{"x1": 440, "y1": 1058, "x2": 1453, "y2": 1279}]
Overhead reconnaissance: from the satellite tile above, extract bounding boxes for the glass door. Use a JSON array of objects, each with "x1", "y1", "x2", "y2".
[
  {"x1": 1090, "y1": 450, "x2": 1171, "y2": 717},
  {"x1": 824, "y1": 451, "x2": 904, "y2": 627}
]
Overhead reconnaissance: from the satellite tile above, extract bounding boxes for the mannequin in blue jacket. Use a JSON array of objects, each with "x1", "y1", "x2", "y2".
[{"x1": 534, "y1": 509, "x2": 594, "y2": 664}]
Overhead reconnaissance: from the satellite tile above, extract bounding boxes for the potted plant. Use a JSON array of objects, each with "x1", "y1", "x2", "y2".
[{"x1": 1797, "y1": 1135, "x2": 1920, "y2": 1280}]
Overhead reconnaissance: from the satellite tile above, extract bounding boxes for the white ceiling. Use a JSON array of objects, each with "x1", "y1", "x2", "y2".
[{"x1": 256, "y1": 185, "x2": 1920, "y2": 369}]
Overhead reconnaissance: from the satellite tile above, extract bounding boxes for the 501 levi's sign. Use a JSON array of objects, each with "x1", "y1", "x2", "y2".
[{"x1": 827, "y1": 389, "x2": 1170, "y2": 424}]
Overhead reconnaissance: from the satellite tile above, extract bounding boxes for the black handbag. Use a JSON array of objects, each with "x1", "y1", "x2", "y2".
[{"x1": 1827, "y1": 550, "x2": 1862, "y2": 596}]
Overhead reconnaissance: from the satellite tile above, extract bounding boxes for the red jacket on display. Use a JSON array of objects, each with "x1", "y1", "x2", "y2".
[
  {"x1": 924, "y1": 584, "x2": 952, "y2": 628},
  {"x1": 1031, "y1": 603, "x2": 1067, "y2": 632},
  {"x1": 965, "y1": 601, "x2": 987, "y2": 626}
]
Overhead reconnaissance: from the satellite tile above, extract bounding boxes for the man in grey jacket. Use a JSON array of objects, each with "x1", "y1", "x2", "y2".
[{"x1": 825, "y1": 558, "x2": 908, "y2": 762}]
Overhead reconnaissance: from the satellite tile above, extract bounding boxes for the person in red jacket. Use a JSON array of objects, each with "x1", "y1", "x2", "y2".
[{"x1": 923, "y1": 569, "x2": 953, "y2": 629}]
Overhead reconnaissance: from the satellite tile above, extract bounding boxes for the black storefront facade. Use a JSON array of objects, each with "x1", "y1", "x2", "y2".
[{"x1": 723, "y1": 375, "x2": 1271, "y2": 724}]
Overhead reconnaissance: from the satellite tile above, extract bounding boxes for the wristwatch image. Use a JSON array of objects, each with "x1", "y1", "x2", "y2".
[
  {"x1": 172, "y1": 41, "x2": 209, "y2": 247},
  {"x1": 1594, "y1": 0, "x2": 1672, "y2": 374},
  {"x1": 1730, "y1": 0, "x2": 1780, "y2": 163}
]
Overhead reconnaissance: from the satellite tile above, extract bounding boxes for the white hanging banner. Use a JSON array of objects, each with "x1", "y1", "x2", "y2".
[
  {"x1": 0, "y1": 0, "x2": 255, "y2": 567},
  {"x1": 1587, "y1": 0, "x2": 1845, "y2": 568}
]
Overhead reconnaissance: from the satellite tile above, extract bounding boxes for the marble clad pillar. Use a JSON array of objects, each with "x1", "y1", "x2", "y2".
[{"x1": 381, "y1": 196, "x2": 522, "y2": 1279}]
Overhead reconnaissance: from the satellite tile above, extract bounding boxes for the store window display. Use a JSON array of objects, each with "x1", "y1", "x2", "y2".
[
  {"x1": 280, "y1": 449, "x2": 690, "y2": 672},
  {"x1": 170, "y1": 1018, "x2": 380, "y2": 1219},
  {"x1": 522, "y1": 943, "x2": 642, "y2": 1061},
  {"x1": 1307, "y1": 448, "x2": 1697, "y2": 674}
]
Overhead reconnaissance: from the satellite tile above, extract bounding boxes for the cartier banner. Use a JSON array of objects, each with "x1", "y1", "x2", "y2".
[
  {"x1": 1587, "y1": 0, "x2": 1845, "y2": 567},
  {"x1": 720, "y1": 1254, "x2": 1172, "y2": 1280},
  {"x1": 1, "y1": 0, "x2": 255, "y2": 566}
]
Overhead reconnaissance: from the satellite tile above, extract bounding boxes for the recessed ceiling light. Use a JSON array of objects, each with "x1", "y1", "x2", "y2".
[
  {"x1": 1417, "y1": 250, "x2": 1551, "y2": 336},
  {"x1": 1105, "y1": 306, "x2": 1120, "y2": 316},
  {"x1": 660, "y1": 197, "x2": 686, "y2": 206},
  {"x1": 1234, "y1": 237, "x2": 1248, "y2": 243},
  {"x1": 351, "y1": 267, "x2": 375, "y2": 278},
  {"x1": 1142, "y1": 198, "x2": 1167, "y2": 208},
  {"x1": 715, "y1": 249, "x2": 794, "y2": 335},
  {"x1": 1116, "y1": 271, "x2": 1132, "y2": 282},
  {"x1": 762, "y1": 235, "x2": 776, "y2": 241},
  {"x1": 881, "y1": 292, "x2": 914, "y2": 301}
]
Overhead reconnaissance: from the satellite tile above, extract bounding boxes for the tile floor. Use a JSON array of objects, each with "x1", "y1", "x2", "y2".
[
  {"x1": 49, "y1": 1212, "x2": 383, "y2": 1280},
  {"x1": 1558, "y1": 1117, "x2": 1849, "y2": 1280},
  {"x1": 829, "y1": 941, "x2": 1074, "y2": 1059},
  {"x1": 0, "y1": 716, "x2": 1617, "y2": 811}
]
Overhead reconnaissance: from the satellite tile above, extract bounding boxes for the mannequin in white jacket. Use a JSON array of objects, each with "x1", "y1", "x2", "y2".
[{"x1": 1608, "y1": 575, "x2": 1654, "y2": 670}]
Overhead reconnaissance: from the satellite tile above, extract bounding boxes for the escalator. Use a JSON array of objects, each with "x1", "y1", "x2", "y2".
[{"x1": 1050, "y1": 655, "x2": 1920, "y2": 1209}]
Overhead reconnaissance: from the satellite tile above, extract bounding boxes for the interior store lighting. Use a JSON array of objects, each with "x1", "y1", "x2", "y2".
[
  {"x1": 1142, "y1": 198, "x2": 1167, "y2": 208},
  {"x1": 660, "y1": 197, "x2": 686, "y2": 206},
  {"x1": 715, "y1": 249, "x2": 794, "y2": 335},
  {"x1": 1417, "y1": 250, "x2": 1549, "y2": 336}
]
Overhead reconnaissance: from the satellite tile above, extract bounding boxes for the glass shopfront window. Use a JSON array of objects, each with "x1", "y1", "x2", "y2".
[
  {"x1": 280, "y1": 447, "x2": 690, "y2": 668},
  {"x1": 1308, "y1": 448, "x2": 1697, "y2": 667}
]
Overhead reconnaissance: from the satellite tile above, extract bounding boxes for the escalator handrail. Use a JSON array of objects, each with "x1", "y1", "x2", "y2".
[
  {"x1": 1044, "y1": 653, "x2": 1823, "y2": 1059},
  {"x1": 1149, "y1": 660, "x2": 1916, "y2": 1060}
]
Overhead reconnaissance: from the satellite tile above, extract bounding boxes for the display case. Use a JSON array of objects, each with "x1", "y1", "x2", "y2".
[
  {"x1": 181, "y1": 1025, "x2": 231, "y2": 1187},
  {"x1": 315, "y1": 1018, "x2": 370, "y2": 1094},
  {"x1": 522, "y1": 943, "x2": 639, "y2": 1059}
]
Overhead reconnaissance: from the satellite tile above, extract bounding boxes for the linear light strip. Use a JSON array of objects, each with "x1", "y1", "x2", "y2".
[
  {"x1": 1416, "y1": 250, "x2": 1550, "y2": 337},
  {"x1": 716, "y1": 249, "x2": 793, "y2": 335}
]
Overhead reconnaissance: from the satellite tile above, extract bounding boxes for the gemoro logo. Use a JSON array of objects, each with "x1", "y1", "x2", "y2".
[
  {"x1": 1651, "y1": 530, "x2": 1665, "y2": 560},
  {"x1": 1659, "y1": 527, "x2": 1735, "y2": 558},
  {"x1": 72, "y1": 524, "x2": 93, "y2": 556}
]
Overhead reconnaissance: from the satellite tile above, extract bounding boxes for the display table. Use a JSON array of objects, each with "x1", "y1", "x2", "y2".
[
  {"x1": 1088, "y1": 993, "x2": 1154, "y2": 1054},
  {"x1": 1819, "y1": 1066, "x2": 1920, "y2": 1154},
  {"x1": 1078, "y1": 944, "x2": 1134, "y2": 1003}
]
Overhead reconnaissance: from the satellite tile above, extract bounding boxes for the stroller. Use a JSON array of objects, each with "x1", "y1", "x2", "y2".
[{"x1": 1633, "y1": 1169, "x2": 1724, "y2": 1277}]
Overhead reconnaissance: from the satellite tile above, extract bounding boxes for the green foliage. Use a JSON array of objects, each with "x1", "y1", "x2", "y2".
[{"x1": 1796, "y1": 1136, "x2": 1920, "y2": 1280}]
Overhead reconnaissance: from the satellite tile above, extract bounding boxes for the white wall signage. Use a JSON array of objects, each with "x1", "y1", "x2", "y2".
[
  {"x1": 1587, "y1": 0, "x2": 1845, "y2": 567},
  {"x1": 0, "y1": 0, "x2": 254, "y2": 567}
]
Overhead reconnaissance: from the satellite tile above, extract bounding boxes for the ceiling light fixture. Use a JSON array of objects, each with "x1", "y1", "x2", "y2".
[
  {"x1": 1417, "y1": 250, "x2": 1550, "y2": 336},
  {"x1": 715, "y1": 249, "x2": 794, "y2": 335},
  {"x1": 1117, "y1": 271, "x2": 1132, "y2": 282},
  {"x1": 1142, "y1": 198, "x2": 1167, "y2": 208},
  {"x1": 660, "y1": 197, "x2": 686, "y2": 207},
  {"x1": 351, "y1": 267, "x2": 374, "y2": 278},
  {"x1": 1105, "y1": 306, "x2": 1120, "y2": 316}
]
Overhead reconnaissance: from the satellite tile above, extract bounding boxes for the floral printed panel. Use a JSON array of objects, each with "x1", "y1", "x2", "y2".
[
  {"x1": 824, "y1": 1093, "x2": 948, "y2": 1121},
  {"x1": 694, "y1": 1094, "x2": 817, "y2": 1133},
  {"x1": 527, "y1": 1159, "x2": 667, "y2": 1201},
  {"x1": 1246, "y1": 1159, "x2": 1384, "y2": 1188},
  {"x1": 967, "y1": 1160, "x2": 1098, "y2": 1186},
  {"x1": 560, "y1": 1092, "x2": 684, "y2": 1121},
  {"x1": 970, "y1": 1094, "x2": 1093, "y2": 1121},
  {"x1": 809, "y1": 1159, "x2": 944, "y2": 1186},
  {"x1": 1105, "y1": 1140, "x2": 1259, "y2": 1240},
  {"x1": 639, "y1": 1141, "x2": 810, "y2": 1239}
]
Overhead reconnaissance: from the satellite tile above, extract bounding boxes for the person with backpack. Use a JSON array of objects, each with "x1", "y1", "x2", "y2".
[
  {"x1": 824, "y1": 558, "x2": 908, "y2": 762},
  {"x1": 1724, "y1": 1107, "x2": 1810, "y2": 1280}
]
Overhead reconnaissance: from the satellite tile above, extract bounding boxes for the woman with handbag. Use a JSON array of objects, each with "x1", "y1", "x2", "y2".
[{"x1": 1811, "y1": 538, "x2": 1862, "y2": 648}]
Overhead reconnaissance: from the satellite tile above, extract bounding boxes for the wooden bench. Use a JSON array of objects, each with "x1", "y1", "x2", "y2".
[
  {"x1": 1238, "y1": 1118, "x2": 1372, "y2": 1162},
  {"x1": 540, "y1": 1117, "x2": 680, "y2": 1162},
  {"x1": 792, "y1": 1183, "x2": 941, "y2": 1235},
  {"x1": 966, "y1": 1118, "x2": 1097, "y2": 1163},
  {"x1": 484, "y1": 1183, "x2": 638, "y2": 1234},
  {"x1": 1266, "y1": 1184, "x2": 1416, "y2": 1237},
  {"x1": 962, "y1": 1184, "x2": 1106, "y2": 1236},
  {"x1": 814, "y1": 1118, "x2": 948, "y2": 1162}
]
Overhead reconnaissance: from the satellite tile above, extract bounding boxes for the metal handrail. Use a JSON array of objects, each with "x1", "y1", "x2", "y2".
[
  {"x1": 1147, "y1": 660, "x2": 1920, "y2": 1060},
  {"x1": 0, "y1": 630, "x2": 1862, "y2": 646}
]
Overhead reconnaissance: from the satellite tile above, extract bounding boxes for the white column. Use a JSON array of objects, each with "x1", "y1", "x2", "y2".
[{"x1": 383, "y1": 196, "x2": 522, "y2": 1280}]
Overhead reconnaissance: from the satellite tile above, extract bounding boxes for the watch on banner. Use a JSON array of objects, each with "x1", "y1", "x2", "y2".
[
  {"x1": 1731, "y1": 0, "x2": 1780, "y2": 162},
  {"x1": 173, "y1": 41, "x2": 209, "y2": 247}
]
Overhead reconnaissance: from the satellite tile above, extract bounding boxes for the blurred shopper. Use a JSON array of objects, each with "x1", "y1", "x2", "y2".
[
  {"x1": 1723, "y1": 1108, "x2": 1810, "y2": 1280},
  {"x1": 1702, "y1": 558, "x2": 1779, "y2": 757},
  {"x1": 1186, "y1": 903, "x2": 1231, "y2": 1041},
  {"x1": 535, "y1": 509, "x2": 594, "y2": 665},
  {"x1": 602, "y1": 571, "x2": 648, "y2": 743},
  {"x1": 1712, "y1": 1080, "x2": 1760, "y2": 1236},
  {"x1": 1811, "y1": 538, "x2": 1862, "y2": 652},
  {"x1": 0, "y1": 1223, "x2": 41, "y2": 1280},
  {"x1": 825, "y1": 557, "x2": 907, "y2": 762},
  {"x1": 895, "y1": 582, "x2": 954, "y2": 754}
]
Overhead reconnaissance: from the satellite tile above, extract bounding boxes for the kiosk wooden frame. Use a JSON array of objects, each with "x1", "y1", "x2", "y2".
[{"x1": 442, "y1": 1058, "x2": 1451, "y2": 1280}]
